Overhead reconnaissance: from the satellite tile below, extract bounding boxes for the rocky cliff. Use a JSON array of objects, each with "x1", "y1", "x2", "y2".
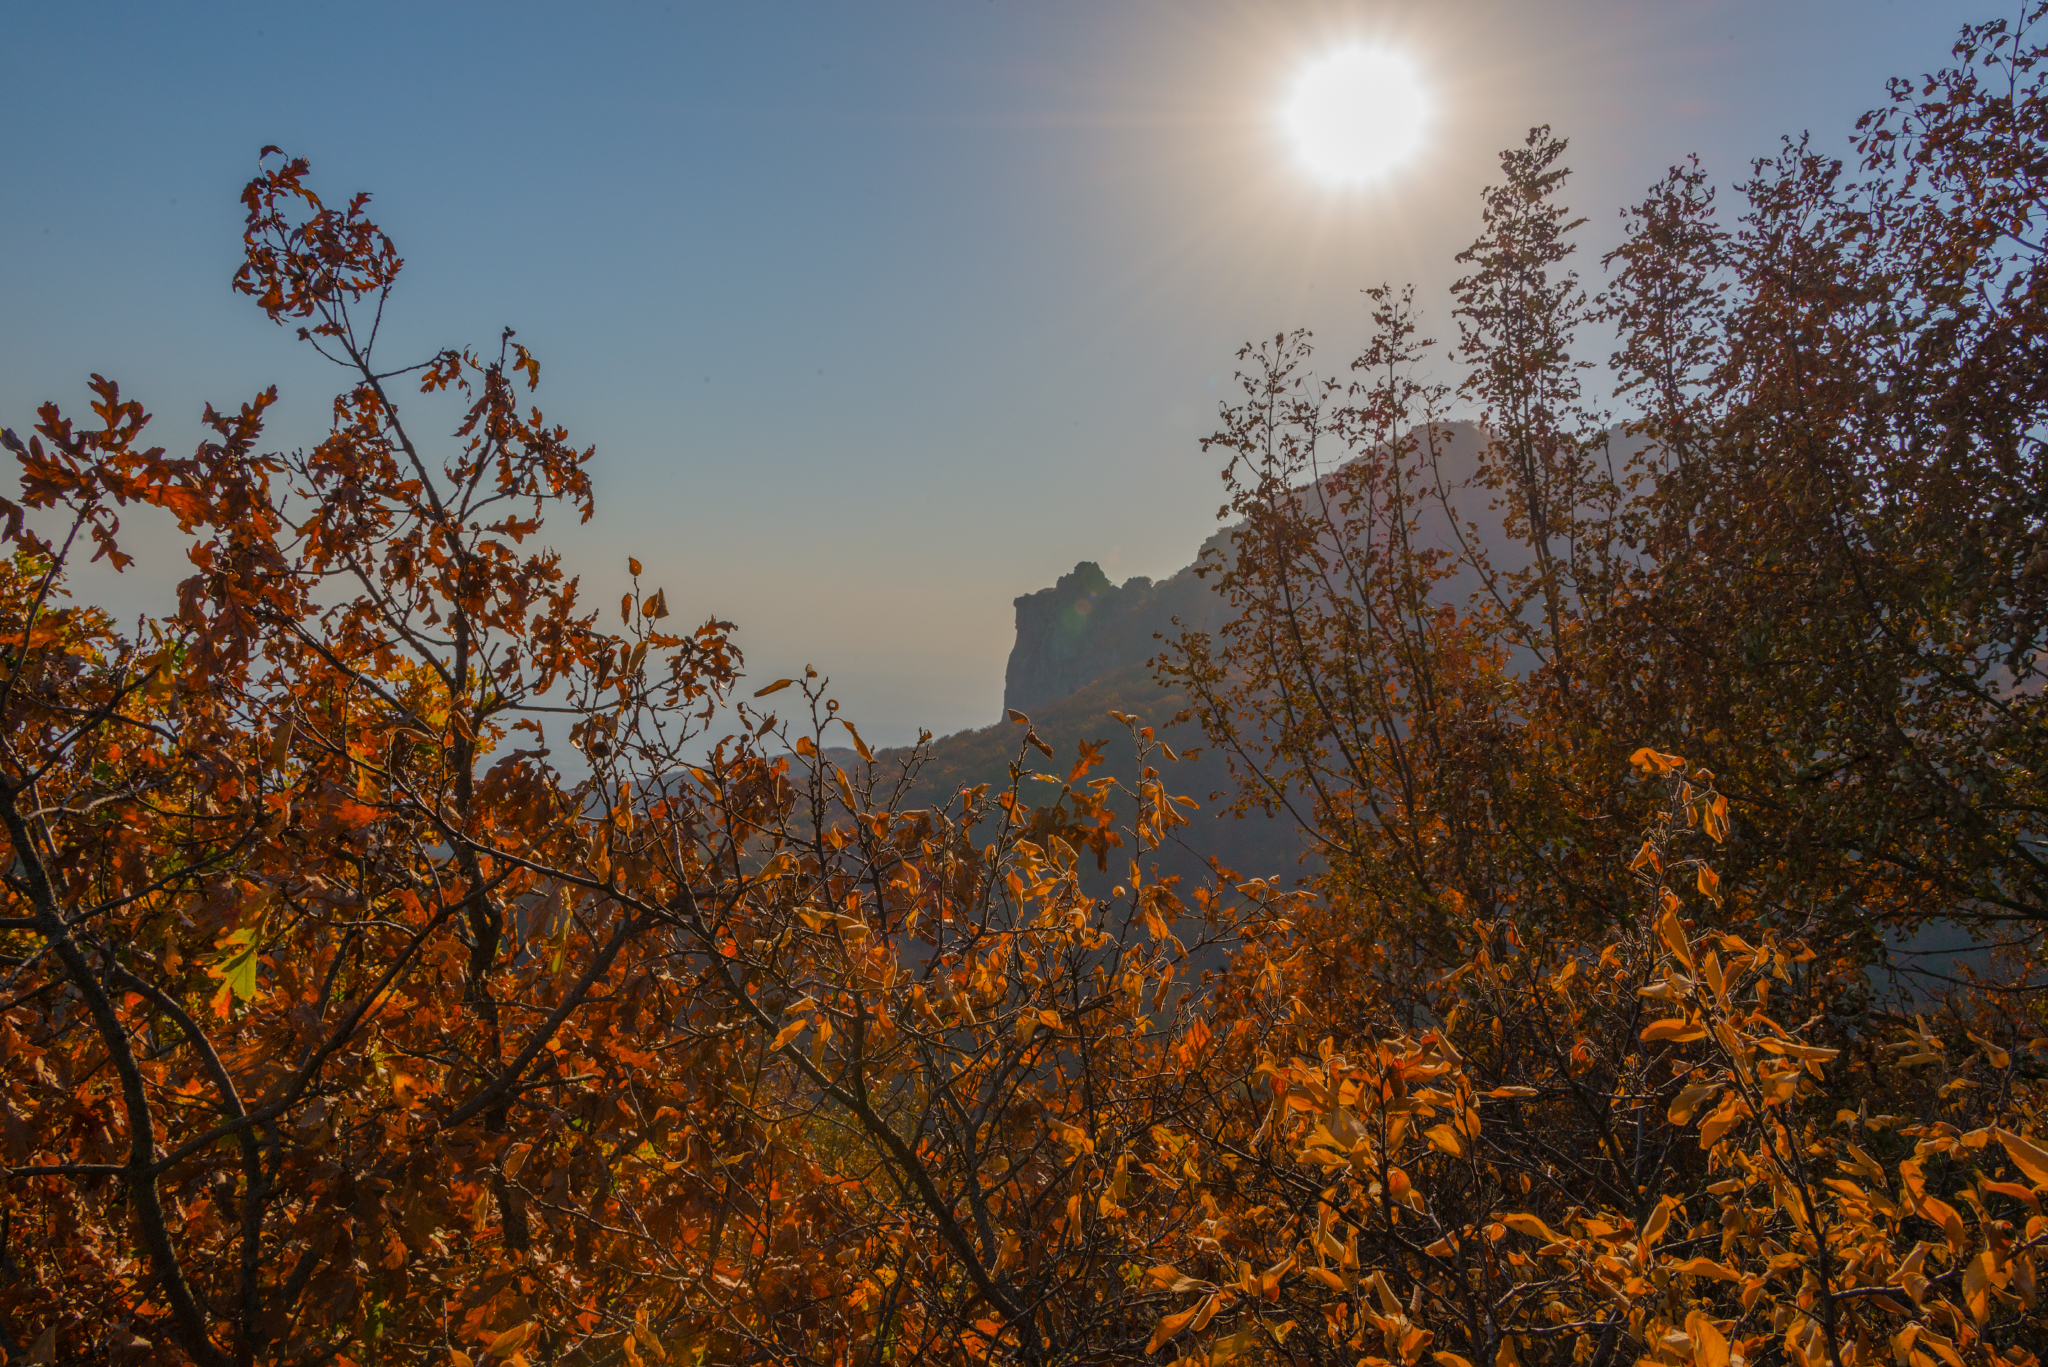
[
  {"x1": 1000, "y1": 422, "x2": 1520, "y2": 719},
  {"x1": 1001, "y1": 561, "x2": 1225, "y2": 717}
]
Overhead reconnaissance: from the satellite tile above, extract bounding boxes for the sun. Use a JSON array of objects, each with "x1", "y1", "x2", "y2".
[{"x1": 1280, "y1": 46, "x2": 1428, "y2": 186}]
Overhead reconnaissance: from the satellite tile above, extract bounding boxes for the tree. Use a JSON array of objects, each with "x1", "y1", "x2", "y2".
[
  {"x1": 1170, "y1": 8, "x2": 2048, "y2": 977},
  {"x1": 11, "y1": 8, "x2": 2048, "y2": 1362},
  {"x1": 0, "y1": 150, "x2": 1285, "y2": 1367},
  {"x1": 1151, "y1": 19, "x2": 2048, "y2": 1361},
  {"x1": 1143, "y1": 757, "x2": 2048, "y2": 1367},
  {"x1": 0, "y1": 147, "x2": 749, "y2": 1364}
]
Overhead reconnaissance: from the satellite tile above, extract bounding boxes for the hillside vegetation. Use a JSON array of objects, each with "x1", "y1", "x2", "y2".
[{"x1": 5, "y1": 12, "x2": 2048, "y2": 1367}]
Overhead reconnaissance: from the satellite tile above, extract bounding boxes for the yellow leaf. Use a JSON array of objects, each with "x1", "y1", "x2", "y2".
[
  {"x1": 1754, "y1": 1039, "x2": 1838, "y2": 1062},
  {"x1": 1685, "y1": 1310, "x2": 1730, "y2": 1367},
  {"x1": 1913, "y1": 1327, "x2": 1967, "y2": 1367},
  {"x1": 1641, "y1": 1196, "x2": 1675, "y2": 1250},
  {"x1": 772, "y1": 1020, "x2": 807, "y2": 1051},
  {"x1": 1696, "y1": 865, "x2": 1720, "y2": 900},
  {"x1": 1917, "y1": 1194, "x2": 1968, "y2": 1253},
  {"x1": 1209, "y1": 1323, "x2": 1260, "y2": 1365},
  {"x1": 1642, "y1": 1018, "x2": 1708, "y2": 1043},
  {"x1": 1968, "y1": 1032, "x2": 2011, "y2": 1069},
  {"x1": 841, "y1": 720, "x2": 873, "y2": 762},
  {"x1": 1424, "y1": 1124, "x2": 1463, "y2": 1157},
  {"x1": 1668, "y1": 1082, "x2": 1721, "y2": 1125},
  {"x1": 1669, "y1": 1256, "x2": 1741, "y2": 1282},
  {"x1": 1698, "y1": 1092, "x2": 1750, "y2": 1148},
  {"x1": 1144, "y1": 1265, "x2": 1186, "y2": 1288},
  {"x1": 1657, "y1": 905, "x2": 1694, "y2": 967},
  {"x1": 1146, "y1": 1305, "x2": 1199, "y2": 1355},
  {"x1": 833, "y1": 766, "x2": 858, "y2": 813},
  {"x1": 753, "y1": 678, "x2": 794, "y2": 697},
  {"x1": 1996, "y1": 1128, "x2": 2048, "y2": 1187},
  {"x1": 1963, "y1": 1250, "x2": 1995, "y2": 1325},
  {"x1": 628, "y1": 557, "x2": 643, "y2": 576},
  {"x1": 643, "y1": 589, "x2": 669, "y2": 620},
  {"x1": 1703, "y1": 793, "x2": 1729, "y2": 842},
  {"x1": 1433, "y1": 1355, "x2": 1476, "y2": 1367},
  {"x1": 485, "y1": 1323, "x2": 535, "y2": 1360},
  {"x1": 1499, "y1": 1213, "x2": 1560, "y2": 1243},
  {"x1": 1630, "y1": 747, "x2": 1685, "y2": 775}
]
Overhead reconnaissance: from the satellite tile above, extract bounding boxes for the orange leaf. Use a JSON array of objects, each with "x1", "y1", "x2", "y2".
[
  {"x1": 1916, "y1": 1194, "x2": 1968, "y2": 1252},
  {"x1": 840, "y1": 719, "x2": 873, "y2": 762},
  {"x1": 1499, "y1": 1213, "x2": 1560, "y2": 1243},
  {"x1": 1685, "y1": 1311, "x2": 1730, "y2": 1367},
  {"x1": 1146, "y1": 1305, "x2": 1199, "y2": 1355},
  {"x1": 1996, "y1": 1128, "x2": 2048, "y2": 1187},
  {"x1": 1657, "y1": 905, "x2": 1694, "y2": 967},
  {"x1": 485, "y1": 1323, "x2": 535, "y2": 1360},
  {"x1": 1698, "y1": 1092, "x2": 1750, "y2": 1148},
  {"x1": 1667, "y1": 1082, "x2": 1721, "y2": 1124},
  {"x1": 1669, "y1": 1256, "x2": 1741, "y2": 1282}
]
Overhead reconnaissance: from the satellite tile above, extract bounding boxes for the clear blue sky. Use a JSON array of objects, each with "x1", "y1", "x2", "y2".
[{"x1": 1, "y1": 0, "x2": 1979, "y2": 742}]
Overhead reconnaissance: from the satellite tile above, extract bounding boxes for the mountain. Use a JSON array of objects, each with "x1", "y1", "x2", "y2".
[
  {"x1": 1001, "y1": 562, "x2": 1226, "y2": 718},
  {"x1": 999, "y1": 421, "x2": 1518, "y2": 721},
  {"x1": 887, "y1": 421, "x2": 1531, "y2": 887}
]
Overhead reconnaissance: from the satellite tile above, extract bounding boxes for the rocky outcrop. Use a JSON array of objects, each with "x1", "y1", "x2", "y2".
[
  {"x1": 1001, "y1": 561, "x2": 1224, "y2": 717},
  {"x1": 999, "y1": 422, "x2": 1570, "y2": 719}
]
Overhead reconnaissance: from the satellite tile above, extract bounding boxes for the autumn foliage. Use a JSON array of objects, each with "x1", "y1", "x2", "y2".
[{"x1": 5, "y1": 11, "x2": 2048, "y2": 1367}]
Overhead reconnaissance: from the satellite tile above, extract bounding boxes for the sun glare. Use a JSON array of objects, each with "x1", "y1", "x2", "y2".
[{"x1": 1281, "y1": 46, "x2": 1428, "y2": 186}]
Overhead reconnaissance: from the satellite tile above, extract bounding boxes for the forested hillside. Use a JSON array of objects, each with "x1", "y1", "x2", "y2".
[{"x1": 6, "y1": 10, "x2": 2048, "y2": 1367}]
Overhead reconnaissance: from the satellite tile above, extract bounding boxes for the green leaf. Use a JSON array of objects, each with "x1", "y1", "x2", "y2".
[{"x1": 208, "y1": 928, "x2": 262, "y2": 1002}]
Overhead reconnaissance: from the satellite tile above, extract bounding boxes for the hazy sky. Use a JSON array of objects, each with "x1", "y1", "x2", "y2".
[{"x1": 2, "y1": 1, "x2": 1982, "y2": 743}]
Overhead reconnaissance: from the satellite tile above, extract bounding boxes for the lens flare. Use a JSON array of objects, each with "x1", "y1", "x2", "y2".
[{"x1": 1281, "y1": 47, "x2": 1428, "y2": 186}]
